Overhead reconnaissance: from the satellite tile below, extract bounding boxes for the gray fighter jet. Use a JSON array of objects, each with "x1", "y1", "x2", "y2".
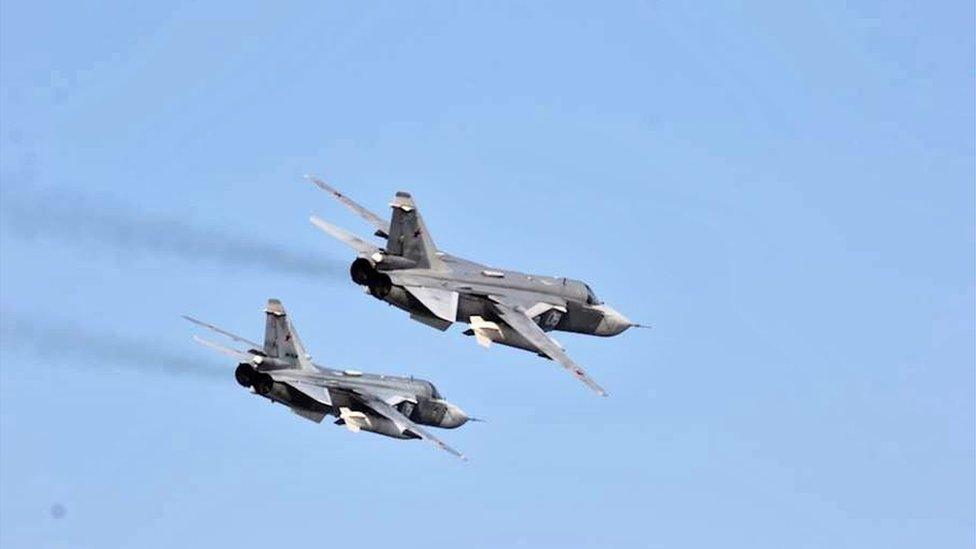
[
  {"x1": 307, "y1": 177, "x2": 643, "y2": 397},
  {"x1": 185, "y1": 299, "x2": 471, "y2": 460}
]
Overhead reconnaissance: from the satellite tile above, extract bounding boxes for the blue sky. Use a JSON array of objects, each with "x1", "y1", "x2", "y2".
[{"x1": 1, "y1": 1, "x2": 973, "y2": 548}]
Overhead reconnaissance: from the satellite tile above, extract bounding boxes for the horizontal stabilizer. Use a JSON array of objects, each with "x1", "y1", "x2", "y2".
[
  {"x1": 404, "y1": 286, "x2": 459, "y2": 323},
  {"x1": 310, "y1": 215, "x2": 380, "y2": 256},
  {"x1": 291, "y1": 408, "x2": 327, "y2": 423},
  {"x1": 285, "y1": 379, "x2": 333, "y2": 406},
  {"x1": 410, "y1": 312, "x2": 453, "y2": 332}
]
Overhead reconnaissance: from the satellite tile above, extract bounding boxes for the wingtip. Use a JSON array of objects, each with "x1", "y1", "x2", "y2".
[
  {"x1": 587, "y1": 380, "x2": 610, "y2": 397},
  {"x1": 306, "y1": 175, "x2": 337, "y2": 193},
  {"x1": 306, "y1": 174, "x2": 327, "y2": 190},
  {"x1": 181, "y1": 314, "x2": 204, "y2": 326}
]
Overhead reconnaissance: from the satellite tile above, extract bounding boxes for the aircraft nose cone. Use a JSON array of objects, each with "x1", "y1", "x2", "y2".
[
  {"x1": 441, "y1": 403, "x2": 469, "y2": 429},
  {"x1": 595, "y1": 306, "x2": 633, "y2": 336}
]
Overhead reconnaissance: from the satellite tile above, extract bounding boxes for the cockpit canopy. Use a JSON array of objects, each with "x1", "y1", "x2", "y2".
[
  {"x1": 422, "y1": 380, "x2": 443, "y2": 400},
  {"x1": 584, "y1": 284, "x2": 603, "y2": 306}
]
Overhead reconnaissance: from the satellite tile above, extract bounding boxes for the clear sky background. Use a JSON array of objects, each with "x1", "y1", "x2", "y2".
[{"x1": 1, "y1": 2, "x2": 973, "y2": 548}]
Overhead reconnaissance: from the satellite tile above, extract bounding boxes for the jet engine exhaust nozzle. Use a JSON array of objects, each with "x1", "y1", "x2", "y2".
[
  {"x1": 350, "y1": 258, "x2": 391, "y2": 299},
  {"x1": 234, "y1": 364, "x2": 254, "y2": 387},
  {"x1": 350, "y1": 257, "x2": 374, "y2": 285}
]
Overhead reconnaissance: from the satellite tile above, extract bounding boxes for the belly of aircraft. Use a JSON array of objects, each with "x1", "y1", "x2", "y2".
[
  {"x1": 456, "y1": 293, "x2": 495, "y2": 323},
  {"x1": 554, "y1": 301, "x2": 605, "y2": 334}
]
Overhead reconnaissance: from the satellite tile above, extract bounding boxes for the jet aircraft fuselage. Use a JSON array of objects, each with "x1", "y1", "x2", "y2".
[
  {"x1": 186, "y1": 299, "x2": 471, "y2": 459},
  {"x1": 309, "y1": 181, "x2": 642, "y2": 396},
  {"x1": 355, "y1": 254, "x2": 635, "y2": 351}
]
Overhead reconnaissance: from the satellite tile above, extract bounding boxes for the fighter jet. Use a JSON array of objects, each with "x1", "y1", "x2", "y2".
[
  {"x1": 306, "y1": 177, "x2": 643, "y2": 397},
  {"x1": 185, "y1": 299, "x2": 471, "y2": 460}
]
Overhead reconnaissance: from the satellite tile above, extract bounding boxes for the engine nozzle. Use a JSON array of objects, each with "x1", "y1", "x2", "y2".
[
  {"x1": 350, "y1": 258, "x2": 392, "y2": 299},
  {"x1": 235, "y1": 364, "x2": 254, "y2": 387}
]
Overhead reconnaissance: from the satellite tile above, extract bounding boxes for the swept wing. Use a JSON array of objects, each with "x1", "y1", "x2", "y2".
[
  {"x1": 307, "y1": 175, "x2": 390, "y2": 238},
  {"x1": 351, "y1": 390, "x2": 467, "y2": 460},
  {"x1": 191, "y1": 335, "x2": 255, "y2": 363},
  {"x1": 489, "y1": 295, "x2": 608, "y2": 397},
  {"x1": 183, "y1": 315, "x2": 262, "y2": 349}
]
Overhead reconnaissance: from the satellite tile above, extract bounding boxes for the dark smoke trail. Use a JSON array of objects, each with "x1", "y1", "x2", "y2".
[
  {"x1": 0, "y1": 312, "x2": 227, "y2": 381},
  {"x1": 0, "y1": 184, "x2": 345, "y2": 279}
]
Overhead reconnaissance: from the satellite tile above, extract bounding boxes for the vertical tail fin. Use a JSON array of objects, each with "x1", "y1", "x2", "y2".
[
  {"x1": 386, "y1": 192, "x2": 444, "y2": 270},
  {"x1": 263, "y1": 299, "x2": 315, "y2": 370}
]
